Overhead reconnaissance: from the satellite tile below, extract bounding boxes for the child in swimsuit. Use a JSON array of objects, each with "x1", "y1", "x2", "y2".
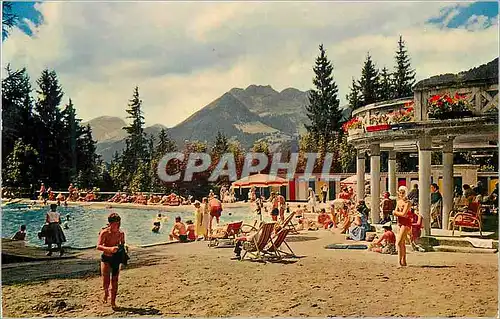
[{"x1": 97, "y1": 212, "x2": 127, "y2": 309}]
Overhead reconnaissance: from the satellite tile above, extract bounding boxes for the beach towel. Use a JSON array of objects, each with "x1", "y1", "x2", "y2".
[
  {"x1": 464, "y1": 237, "x2": 494, "y2": 249},
  {"x1": 325, "y1": 244, "x2": 368, "y2": 250}
]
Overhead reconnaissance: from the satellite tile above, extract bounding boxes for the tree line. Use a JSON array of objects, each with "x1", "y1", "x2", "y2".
[
  {"x1": 347, "y1": 35, "x2": 416, "y2": 110},
  {"x1": 303, "y1": 36, "x2": 416, "y2": 173},
  {"x1": 2, "y1": 67, "x2": 100, "y2": 191}
]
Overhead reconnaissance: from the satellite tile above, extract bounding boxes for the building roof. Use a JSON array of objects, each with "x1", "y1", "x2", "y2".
[{"x1": 414, "y1": 58, "x2": 498, "y2": 90}]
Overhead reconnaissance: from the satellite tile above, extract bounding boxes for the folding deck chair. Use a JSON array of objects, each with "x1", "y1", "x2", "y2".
[
  {"x1": 208, "y1": 221, "x2": 243, "y2": 247},
  {"x1": 281, "y1": 211, "x2": 299, "y2": 234},
  {"x1": 240, "y1": 222, "x2": 277, "y2": 261},
  {"x1": 267, "y1": 228, "x2": 296, "y2": 258}
]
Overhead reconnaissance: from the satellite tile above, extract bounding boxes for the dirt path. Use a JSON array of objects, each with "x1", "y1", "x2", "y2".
[{"x1": 2, "y1": 230, "x2": 498, "y2": 317}]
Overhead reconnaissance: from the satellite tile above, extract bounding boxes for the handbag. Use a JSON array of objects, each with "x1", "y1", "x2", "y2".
[{"x1": 38, "y1": 224, "x2": 49, "y2": 239}]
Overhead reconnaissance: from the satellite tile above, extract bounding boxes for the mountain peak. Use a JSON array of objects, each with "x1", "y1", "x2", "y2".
[{"x1": 245, "y1": 84, "x2": 277, "y2": 96}]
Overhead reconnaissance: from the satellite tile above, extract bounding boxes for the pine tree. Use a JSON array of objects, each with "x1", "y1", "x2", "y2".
[
  {"x1": 1, "y1": 65, "x2": 34, "y2": 163},
  {"x1": 339, "y1": 133, "x2": 356, "y2": 173},
  {"x1": 379, "y1": 67, "x2": 393, "y2": 101},
  {"x1": 123, "y1": 86, "x2": 146, "y2": 164},
  {"x1": 227, "y1": 140, "x2": 245, "y2": 179},
  {"x1": 109, "y1": 151, "x2": 125, "y2": 191},
  {"x1": 75, "y1": 125, "x2": 100, "y2": 188},
  {"x1": 34, "y1": 69, "x2": 64, "y2": 187},
  {"x1": 130, "y1": 161, "x2": 150, "y2": 193},
  {"x1": 151, "y1": 129, "x2": 177, "y2": 192},
  {"x1": 393, "y1": 35, "x2": 416, "y2": 98},
  {"x1": 2, "y1": 2, "x2": 17, "y2": 40},
  {"x1": 61, "y1": 98, "x2": 80, "y2": 183},
  {"x1": 305, "y1": 44, "x2": 343, "y2": 152},
  {"x1": 147, "y1": 133, "x2": 155, "y2": 161},
  {"x1": 211, "y1": 131, "x2": 229, "y2": 159},
  {"x1": 2, "y1": 139, "x2": 39, "y2": 187},
  {"x1": 251, "y1": 140, "x2": 271, "y2": 174},
  {"x1": 346, "y1": 77, "x2": 362, "y2": 110},
  {"x1": 121, "y1": 86, "x2": 147, "y2": 188},
  {"x1": 358, "y1": 53, "x2": 380, "y2": 105},
  {"x1": 156, "y1": 129, "x2": 177, "y2": 156}
]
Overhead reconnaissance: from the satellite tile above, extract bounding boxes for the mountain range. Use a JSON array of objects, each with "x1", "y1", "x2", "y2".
[{"x1": 84, "y1": 85, "x2": 351, "y2": 162}]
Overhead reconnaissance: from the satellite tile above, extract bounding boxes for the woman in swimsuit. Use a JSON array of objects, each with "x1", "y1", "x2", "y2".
[
  {"x1": 393, "y1": 186, "x2": 412, "y2": 267},
  {"x1": 97, "y1": 212, "x2": 126, "y2": 308}
]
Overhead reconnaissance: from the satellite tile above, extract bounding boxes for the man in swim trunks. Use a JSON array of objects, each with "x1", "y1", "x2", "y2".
[
  {"x1": 208, "y1": 196, "x2": 223, "y2": 234},
  {"x1": 169, "y1": 216, "x2": 188, "y2": 242}
]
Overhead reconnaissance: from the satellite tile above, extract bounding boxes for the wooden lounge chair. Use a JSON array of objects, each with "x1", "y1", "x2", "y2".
[
  {"x1": 267, "y1": 228, "x2": 296, "y2": 258},
  {"x1": 281, "y1": 211, "x2": 299, "y2": 234},
  {"x1": 208, "y1": 221, "x2": 243, "y2": 247},
  {"x1": 241, "y1": 222, "x2": 277, "y2": 261},
  {"x1": 451, "y1": 201, "x2": 483, "y2": 237}
]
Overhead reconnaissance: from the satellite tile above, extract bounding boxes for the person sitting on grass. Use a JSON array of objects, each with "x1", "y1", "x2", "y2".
[
  {"x1": 368, "y1": 222, "x2": 396, "y2": 254},
  {"x1": 12, "y1": 225, "x2": 27, "y2": 241},
  {"x1": 186, "y1": 220, "x2": 196, "y2": 241},
  {"x1": 169, "y1": 216, "x2": 188, "y2": 242}
]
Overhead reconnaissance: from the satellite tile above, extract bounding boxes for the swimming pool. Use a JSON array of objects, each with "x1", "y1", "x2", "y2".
[{"x1": 1, "y1": 204, "x2": 265, "y2": 248}]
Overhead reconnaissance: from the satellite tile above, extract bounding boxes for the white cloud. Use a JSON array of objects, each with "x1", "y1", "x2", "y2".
[{"x1": 2, "y1": 2, "x2": 498, "y2": 128}]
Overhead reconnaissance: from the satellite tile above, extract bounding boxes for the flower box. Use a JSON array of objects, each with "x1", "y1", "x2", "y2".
[
  {"x1": 429, "y1": 111, "x2": 474, "y2": 120},
  {"x1": 427, "y1": 93, "x2": 474, "y2": 119},
  {"x1": 348, "y1": 128, "x2": 364, "y2": 136},
  {"x1": 343, "y1": 117, "x2": 363, "y2": 133},
  {"x1": 366, "y1": 124, "x2": 391, "y2": 132}
]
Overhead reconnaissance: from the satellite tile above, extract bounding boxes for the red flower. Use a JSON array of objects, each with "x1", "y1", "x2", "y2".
[{"x1": 429, "y1": 95, "x2": 440, "y2": 103}]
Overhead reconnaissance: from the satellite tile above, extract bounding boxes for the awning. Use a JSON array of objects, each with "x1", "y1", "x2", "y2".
[{"x1": 231, "y1": 173, "x2": 289, "y2": 188}]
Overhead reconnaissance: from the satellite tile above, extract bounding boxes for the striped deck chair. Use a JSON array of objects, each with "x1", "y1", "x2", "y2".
[
  {"x1": 267, "y1": 228, "x2": 296, "y2": 259},
  {"x1": 241, "y1": 222, "x2": 277, "y2": 261},
  {"x1": 208, "y1": 221, "x2": 243, "y2": 247},
  {"x1": 281, "y1": 211, "x2": 299, "y2": 234}
]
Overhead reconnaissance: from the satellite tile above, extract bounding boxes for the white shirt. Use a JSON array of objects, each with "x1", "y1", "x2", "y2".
[{"x1": 47, "y1": 211, "x2": 60, "y2": 223}]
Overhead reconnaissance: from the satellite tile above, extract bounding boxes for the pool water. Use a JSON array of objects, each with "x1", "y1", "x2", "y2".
[{"x1": 1, "y1": 204, "x2": 265, "y2": 248}]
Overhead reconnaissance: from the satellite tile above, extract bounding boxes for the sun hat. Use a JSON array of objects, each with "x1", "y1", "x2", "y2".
[{"x1": 193, "y1": 200, "x2": 201, "y2": 205}]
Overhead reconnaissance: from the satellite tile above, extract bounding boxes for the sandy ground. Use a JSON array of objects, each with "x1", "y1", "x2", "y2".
[{"x1": 2, "y1": 229, "x2": 498, "y2": 317}]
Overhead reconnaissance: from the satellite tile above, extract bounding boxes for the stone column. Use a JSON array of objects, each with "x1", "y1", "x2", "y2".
[
  {"x1": 442, "y1": 138, "x2": 454, "y2": 230},
  {"x1": 388, "y1": 150, "x2": 397, "y2": 197},
  {"x1": 418, "y1": 136, "x2": 432, "y2": 236},
  {"x1": 356, "y1": 149, "x2": 365, "y2": 203},
  {"x1": 370, "y1": 144, "x2": 381, "y2": 224}
]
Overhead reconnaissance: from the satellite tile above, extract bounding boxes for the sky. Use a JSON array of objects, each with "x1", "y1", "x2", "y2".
[{"x1": 2, "y1": 1, "x2": 499, "y2": 128}]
